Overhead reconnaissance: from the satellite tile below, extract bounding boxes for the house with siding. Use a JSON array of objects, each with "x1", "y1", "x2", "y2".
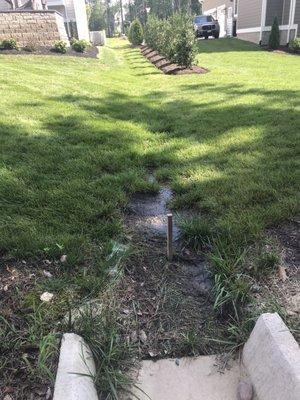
[
  {"x1": 202, "y1": 0, "x2": 238, "y2": 38},
  {"x1": 202, "y1": 0, "x2": 299, "y2": 45},
  {"x1": 0, "y1": 0, "x2": 90, "y2": 40}
]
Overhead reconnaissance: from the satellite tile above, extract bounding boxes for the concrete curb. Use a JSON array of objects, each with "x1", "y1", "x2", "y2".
[
  {"x1": 242, "y1": 313, "x2": 300, "y2": 400},
  {"x1": 53, "y1": 333, "x2": 99, "y2": 400}
]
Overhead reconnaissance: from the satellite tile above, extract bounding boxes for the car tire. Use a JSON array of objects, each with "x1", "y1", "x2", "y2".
[
  {"x1": 204, "y1": 35, "x2": 208, "y2": 40},
  {"x1": 214, "y1": 33, "x2": 219, "y2": 39}
]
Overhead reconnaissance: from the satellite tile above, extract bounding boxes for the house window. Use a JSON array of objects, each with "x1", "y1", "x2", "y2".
[{"x1": 265, "y1": 0, "x2": 284, "y2": 26}]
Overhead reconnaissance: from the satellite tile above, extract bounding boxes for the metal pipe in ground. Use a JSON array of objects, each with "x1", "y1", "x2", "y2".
[{"x1": 167, "y1": 213, "x2": 173, "y2": 261}]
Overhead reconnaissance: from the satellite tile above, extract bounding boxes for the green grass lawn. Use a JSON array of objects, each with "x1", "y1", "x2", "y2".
[
  {"x1": 1, "y1": 37, "x2": 299, "y2": 396},
  {"x1": 0, "y1": 38, "x2": 299, "y2": 262}
]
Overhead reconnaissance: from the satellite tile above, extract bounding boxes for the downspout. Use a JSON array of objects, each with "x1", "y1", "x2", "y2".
[
  {"x1": 64, "y1": 1, "x2": 71, "y2": 38},
  {"x1": 259, "y1": 0, "x2": 267, "y2": 45},
  {"x1": 287, "y1": 0, "x2": 296, "y2": 43}
]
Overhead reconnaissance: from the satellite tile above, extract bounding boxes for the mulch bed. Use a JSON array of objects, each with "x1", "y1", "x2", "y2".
[
  {"x1": 140, "y1": 45, "x2": 208, "y2": 75},
  {"x1": 0, "y1": 46, "x2": 99, "y2": 59}
]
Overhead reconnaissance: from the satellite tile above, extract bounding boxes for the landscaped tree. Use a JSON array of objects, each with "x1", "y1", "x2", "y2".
[
  {"x1": 89, "y1": 0, "x2": 107, "y2": 31},
  {"x1": 127, "y1": 0, "x2": 202, "y2": 24},
  {"x1": 269, "y1": 16, "x2": 280, "y2": 50},
  {"x1": 128, "y1": 18, "x2": 144, "y2": 45},
  {"x1": 191, "y1": 0, "x2": 202, "y2": 15}
]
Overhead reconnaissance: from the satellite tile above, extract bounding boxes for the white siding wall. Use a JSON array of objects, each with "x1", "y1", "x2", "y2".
[
  {"x1": 65, "y1": 0, "x2": 76, "y2": 20},
  {"x1": 73, "y1": 0, "x2": 89, "y2": 40}
]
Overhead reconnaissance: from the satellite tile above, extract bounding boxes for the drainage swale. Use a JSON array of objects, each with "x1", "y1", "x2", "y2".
[{"x1": 121, "y1": 180, "x2": 214, "y2": 359}]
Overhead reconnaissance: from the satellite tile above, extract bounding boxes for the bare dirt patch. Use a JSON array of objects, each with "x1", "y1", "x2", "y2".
[
  {"x1": 249, "y1": 217, "x2": 300, "y2": 342},
  {"x1": 0, "y1": 259, "x2": 60, "y2": 399}
]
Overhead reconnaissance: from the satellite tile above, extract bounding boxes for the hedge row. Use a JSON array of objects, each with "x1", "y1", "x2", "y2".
[{"x1": 144, "y1": 13, "x2": 196, "y2": 68}]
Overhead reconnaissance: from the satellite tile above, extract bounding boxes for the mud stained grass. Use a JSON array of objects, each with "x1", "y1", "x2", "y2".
[{"x1": 0, "y1": 38, "x2": 299, "y2": 397}]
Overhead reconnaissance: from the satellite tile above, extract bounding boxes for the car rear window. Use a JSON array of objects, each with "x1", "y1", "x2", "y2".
[{"x1": 194, "y1": 16, "x2": 214, "y2": 23}]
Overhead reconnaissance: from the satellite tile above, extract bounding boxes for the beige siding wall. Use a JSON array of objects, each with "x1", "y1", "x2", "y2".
[
  {"x1": 237, "y1": 31, "x2": 261, "y2": 43},
  {"x1": 261, "y1": 28, "x2": 289, "y2": 44},
  {"x1": 237, "y1": 0, "x2": 263, "y2": 29},
  {"x1": 73, "y1": 0, "x2": 89, "y2": 40}
]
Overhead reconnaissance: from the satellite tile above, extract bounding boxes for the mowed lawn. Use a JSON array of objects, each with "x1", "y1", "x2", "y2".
[{"x1": 0, "y1": 38, "x2": 299, "y2": 263}]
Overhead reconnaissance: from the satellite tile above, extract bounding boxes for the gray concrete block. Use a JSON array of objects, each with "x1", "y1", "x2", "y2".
[
  {"x1": 53, "y1": 333, "x2": 99, "y2": 400},
  {"x1": 243, "y1": 313, "x2": 300, "y2": 400}
]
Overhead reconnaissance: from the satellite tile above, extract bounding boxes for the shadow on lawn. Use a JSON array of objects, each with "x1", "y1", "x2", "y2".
[
  {"x1": 195, "y1": 38, "x2": 262, "y2": 53},
  {"x1": 45, "y1": 83, "x2": 299, "y2": 242},
  {"x1": 0, "y1": 81, "x2": 299, "y2": 257}
]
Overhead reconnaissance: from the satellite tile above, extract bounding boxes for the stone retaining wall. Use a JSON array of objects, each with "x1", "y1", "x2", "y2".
[{"x1": 0, "y1": 11, "x2": 69, "y2": 47}]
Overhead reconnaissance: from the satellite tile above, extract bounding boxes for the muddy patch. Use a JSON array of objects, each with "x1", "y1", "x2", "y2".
[
  {"x1": 127, "y1": 187, "x2": 180, "y2": 240},
  {"x1": 121, "y1": 183, "x2": 214, "y2": 358}
]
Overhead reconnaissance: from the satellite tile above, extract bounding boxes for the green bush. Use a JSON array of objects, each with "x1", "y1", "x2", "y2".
[
  {"x1": 53, "y1": 41, "x2": 67, "y2": 54},
  {"x1": 72, "y1": 39, "x2": 90, "y2": 53},
  {"x1": 269, "y1": 17, "x2": 280, "y2": 50},
  {"x1": 145, "y1": 13, "x2": 195, "y2": 68},
  {"x1": 171, "y1": 13, "x2": 196, "y2": 67},
  {"x1": 289, "y1": 37, "x2": 300, "y2": 53},
  {"x1": 70, "y1": 37, "x2": 77, "y2": 46},
  {"x1": 128, "y1": 18, "x2": 144, "y2": 46},
  {"x1": 1, "y1": 38, "x2": 18, "y2": 50}
]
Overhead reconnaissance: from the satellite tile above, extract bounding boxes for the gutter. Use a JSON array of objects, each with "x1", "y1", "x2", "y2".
[
  {"x1": 287, "y1": 0, "x2": 297, "y2": 43},
  {"x1": 259, "y1": 0, "x2": 267, "y2": 44}
]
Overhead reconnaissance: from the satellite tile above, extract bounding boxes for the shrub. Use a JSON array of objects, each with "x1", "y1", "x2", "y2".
[
  {"x1": 1, "y1": 38, "x2": 18, "y2": 50},
  {"x1": 53, "y1": 40, "x2": 67, "y2": 54},
  {"x1": 70, "y1": 37, "x2": 77, "y2": 46},
  {"x1": 145, "y1": 13, "x2": 195, "y2": 68},
  {"x1": 171, "y1": 13, "x2": 195, "y2": 67},
  {"x1": 72, "y1": 39, "x2": 90, "y2": 53},
  {"x1": 128, "y1": 18, "x2": 144, "y2": 46},
  {"x1": 289, "y1": 37, "x2": 300, "y2": 53},
  {"x1": 269, "y1": 17, "x2": 280, "y2": 50}
]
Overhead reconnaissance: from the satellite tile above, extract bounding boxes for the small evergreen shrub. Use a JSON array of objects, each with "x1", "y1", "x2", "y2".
[
  {"x1": 128, "y1": 18, "x2": 144, "y2": 46},
  {"x1": 289, "y1": 37, "x2": 300, "y2": 53},
  {"x1": 53, "y1": 40, "x2": 67, "y2": 54},
  {"x1": 72, "y1": 39, "x2": 90, "y2": 53},
  {"x1": 268, "y1": 17, "x2": 280, "y2": 50},
  {"x1": 171, "y1": 13, "x2": 195, "y2": 67},
  {"x1": 1, "y1": 38, "x2": 18, "y2": 50}
]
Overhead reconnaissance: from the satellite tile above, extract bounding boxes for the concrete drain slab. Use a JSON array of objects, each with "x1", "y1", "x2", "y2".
[{"x1": 123, "y1": 355, "x2": 242, "y2": 400}]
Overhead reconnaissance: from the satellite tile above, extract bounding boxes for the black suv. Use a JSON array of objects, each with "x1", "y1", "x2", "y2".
[{"x1": 194, "y1": 15, "x2": 220, "y2": 39}]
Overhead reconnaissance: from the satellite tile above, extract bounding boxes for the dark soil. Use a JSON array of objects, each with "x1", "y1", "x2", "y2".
[
  {"x1": 0, "y1": 46, "x2": 99, "y2": 59},
  {"x1": 0, "y1": 258, "x2": 61, "y2": 399},
  {"x1": 248, "y1": 217, "x2": 300, "y2": 342},
  {"x1": 140, "y1": 45, "x2": 208, "y2": 75}
]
